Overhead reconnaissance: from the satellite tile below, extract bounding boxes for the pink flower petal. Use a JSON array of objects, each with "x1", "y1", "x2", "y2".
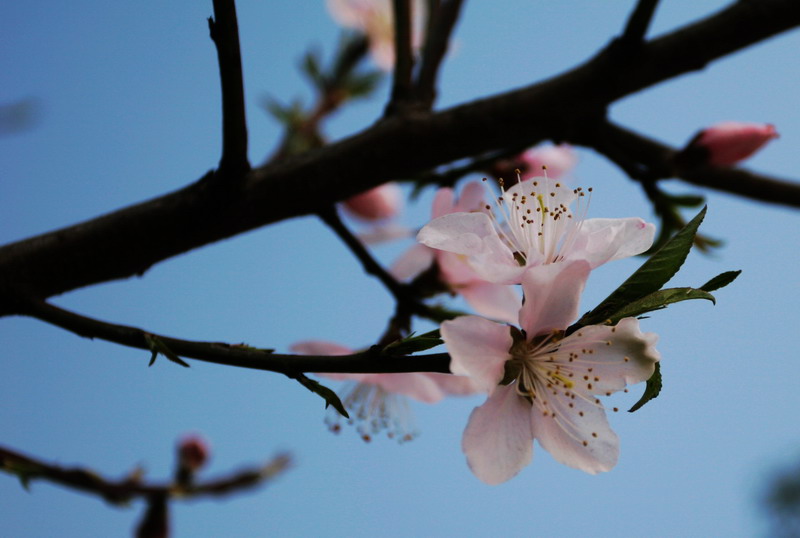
[
  {"x1": 695, "y1": 121, "x2": 779, "y2": 166},
  {"x1": 462, "y1": 384, "x2": 534, "y2": 485},
  {"x1": 390, "y1": 243, "x2": 435, "y2": 281},
  {"x1": 557, "y1": 318, "x2": 660, "y2": 394},
  {"x1": 518, "y1": 261, "x2": 590, "y2": 337},
  {"x1": 417, "y1": 211, "x2": 499, "y2": 256},
  {"x1": 441, "y1": 315, "x2": 512, "y2": 393},
  {"x1": 567, "y1": 218, "x2": 655, "y2": 269},
  {"x1": 458, "y1": 281, "x2": 521, "y2": 325},
  {"x1": 532, "y1": 385, "x2": 619, "y2": 474}
]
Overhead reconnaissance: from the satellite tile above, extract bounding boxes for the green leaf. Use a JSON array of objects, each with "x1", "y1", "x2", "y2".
[
  {"x1": 629, "y1": 362, "x2": 661, "y2": 412},
  {"x1": 605, "y1": 287, "x2": 715, "y2": 324},
  {"x1": 575, "y1": 206, "x2": 707, "y2": 328},
  {"x1": 700, "y1": 270, "x2": 741, "y2": 292},
  {"x1": 144, "y1": 334, "x2": 190, "y2": 368},
  {"x1": 383, "y1": 330, "x2": 444, "y2": 356},
  {"x1": 343, "y1": 71, "x2": 383, "y2": 99},
  {"x1": 291, "y1": 373, "x2": 349, "y2": 419},
  {"x1": 300, "y1": 49, "x2": 325, "y2": 88}
]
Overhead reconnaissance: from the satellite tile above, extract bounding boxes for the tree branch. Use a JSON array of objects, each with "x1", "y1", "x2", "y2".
[
  {"x1": 318, "y1": 207, "x2": 447, "y2": 322},
  {"x1": 0, "y1": 445, "x2": 290, "y2": 505},
  {"x1": 1, "y1": 0, "x2": 799, "y2": 305},
  {"x1": 208, "y1": 0, "x2": 250, "y2": 174},
  {"x1": 386, "y1": 0, "x2": 415, "y2": 115},
  {"x1": 415, "y1": 0, "x2": 464, "y2": 109},
  {"x1": 580, "y1": 120, "x2": 800, "y2": 208},
  {"x1": 619, "y1": 0, "x2": 660, "y2": 46},
  {"x1": 15, "y1": 299, "x2": 452, "y2": 374}
]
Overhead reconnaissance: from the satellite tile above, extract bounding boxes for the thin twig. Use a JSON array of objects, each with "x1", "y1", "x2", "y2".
[
  {"x1": 386, "y1": 0, "x2": 415, "y2": 115},
  {"x1": 318, "y1": 207, "x2": 448, "y2": 322},
  {"x1": 619, "y1": 0, "x2": 661, "y2": 45},
  {"x1": 16, "y1": 299, "x2": 452, "y2": 374},
  {"x1": 0, "y1": 445, "x2": 291, "y2": 505},
  {"x1": 415, "y1": 0, "x2": 464, "y2": 109},
  {"x1": 583, "y1": 120, "x2": 800, "y2": 208},
  {"x1": 208, "y1": 0, "x2": 250, "y2": 174}
]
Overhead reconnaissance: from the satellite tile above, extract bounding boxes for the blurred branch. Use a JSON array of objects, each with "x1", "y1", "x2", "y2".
[
  {"x1": 208, "y1": 0, "x2": 250, "y2": 175},
  {"x1": 15, "y1": 299, "x2": 452, "y2": 374},
  {"x1": 0, "y1": 444, "x2": 291, "y2": 505},
  {"x1": 386, "y1": 0, "x2": 415, "y2": 115},
  {"x1": 1, "y1": 0, "x2": 799, "y2": 306},
  {"x1": 415, "y1": 0, "x2": 464, "y2": 108},
  {"x1": 266, "y1": 35, "x2": 372, "y2": 162},
  {"x1": 618, "y1": 0, "x2": 660, "y2": 46}
]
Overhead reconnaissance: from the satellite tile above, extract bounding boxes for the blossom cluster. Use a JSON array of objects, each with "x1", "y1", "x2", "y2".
[{"x1": 293, "y1": 129, "x2": 754, "y2": 484}]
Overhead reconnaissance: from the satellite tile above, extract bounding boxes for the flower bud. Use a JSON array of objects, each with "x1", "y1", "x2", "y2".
[
  {"x1": 342, "y1": 183, "x2": 402, "y2": 221},
  {"x1": 678, "y1": 122, "x2": 778, "y2": 167},
  {"x1": 487, "y1": 144, "x2": 577, "y2": 182},
  {"x1": 177, "y1": 434, "x2": 209, "y2": 472}
]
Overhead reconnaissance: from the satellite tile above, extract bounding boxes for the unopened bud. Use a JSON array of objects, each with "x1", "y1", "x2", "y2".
[
  {"x1": 177, "y1": 434, "x2": 210, "y2": 474},
  {"x1": 677, "y1": 121, "x2": 778, "y2": 167}
]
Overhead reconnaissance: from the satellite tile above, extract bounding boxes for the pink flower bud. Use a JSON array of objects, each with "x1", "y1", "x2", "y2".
[
  {"x1": 342, "y1": 183, "x2": 402, "y2": 221},
  {"x1": 683, "y1": 122, "x2": 778, "y2": 166},
  {"x1": 177, "y1": 434, "x2": 210, "y2": 472},
  {"x1": 487, "y1": 144, "x2": 577, "y2": 181}
]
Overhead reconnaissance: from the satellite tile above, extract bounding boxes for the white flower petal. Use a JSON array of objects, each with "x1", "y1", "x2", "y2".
[
  {"x1": 568, "y1": 217, "x2": 655, "y2": 268},
  {"x1": 441, "y1": 316, "x2": 512, "y2": 392},
  {"x1": 417, "y1": 212, "x2": 499, "y2": 256},
  {"x1": 532, "y1": 384, "x2": 619, "y2": 474},
  {"x1": 462, "y1": 384, "x2": 533, "y2": 485},
  {"x1": 458, "y1": 281, "x2": 521, "y2": 324},
  {"x1": 557, "y1": 318, "x2": 660, "y2": 394},
  {"x1": 518, "y1": 261, "x2": 590, "y2": 337}
]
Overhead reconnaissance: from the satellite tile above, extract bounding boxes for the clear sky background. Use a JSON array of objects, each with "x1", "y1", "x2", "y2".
[{"x1": 2, "y1": 1, "x2": 799, "y2": 536}]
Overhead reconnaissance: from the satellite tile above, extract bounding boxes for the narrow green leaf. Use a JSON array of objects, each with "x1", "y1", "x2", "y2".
[
  {"x1": 575, "y1": 206, "x2": 707, "y2": 328},
  {"x1": 605, "y1": 287, "x2": 715, "y2": 324},
  {"x1": 700, "y1": 270, "x2": 741, "y2": 292},
  {"x1": 292, "y1": 373, "x2": 349, "y2": 419},
  {"x1": 300, "y1": 49, "x2": 325, "y2": 87},
  {"x1": 383, "y1": 330, "x2": 443, "y2": 356},
  {"x1": 144, "y1": 334, "x2": 190, "y2": 368},
  {"x1": 629, "y1": 362, "x2": 661, "y2": 412},
  {"x1": 344, "y1": 71, "x2": 382, "y2": 99}
]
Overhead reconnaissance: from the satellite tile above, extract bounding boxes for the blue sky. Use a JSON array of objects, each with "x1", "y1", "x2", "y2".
[{"x1": 2, "y1": 1, "x2": 799, "y2": 536}]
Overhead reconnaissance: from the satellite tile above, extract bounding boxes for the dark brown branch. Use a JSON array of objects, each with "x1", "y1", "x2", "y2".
[
  {"x1": 619, "y1": 0, "x2": 660, "y2": 45},
  {"x1": 0, "y1": 445, "x2": 290, "y2": 505},
  {"x1": 208, "y1": 0, "x2": 250, "y2": 174},
  {"x1": 1, "y1": 0, "x2": 799, "y2": 305},
  {"x1": 415, "y1": 0, "x2": 464, "y2": 108},
  {"x1": 16, "y1": 299, "x2": 452, "y2": 374},
  {"x1": 580, "y1": 120, "x2": 800, "y2": 208},
  {"x1": 386, "y1": 0, "x2": 415, "y2": 115}
]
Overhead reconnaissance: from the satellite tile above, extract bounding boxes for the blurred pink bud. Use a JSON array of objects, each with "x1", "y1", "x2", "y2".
[
  {"x1": 487, "y1": 144, "x2": 577, "y2": 181},
  {"x1": 683, "y1": 122, "x2": 778, "y2": 166},
  {"x1": 342, "y1": 183, "x2": 402, "y2": 221},
  {"x1": 178, "y1": 434, "x2": 210, "y2": 472},
  {"x1": 327, "y1": 0, "x2": 427, "y2": 71}
]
